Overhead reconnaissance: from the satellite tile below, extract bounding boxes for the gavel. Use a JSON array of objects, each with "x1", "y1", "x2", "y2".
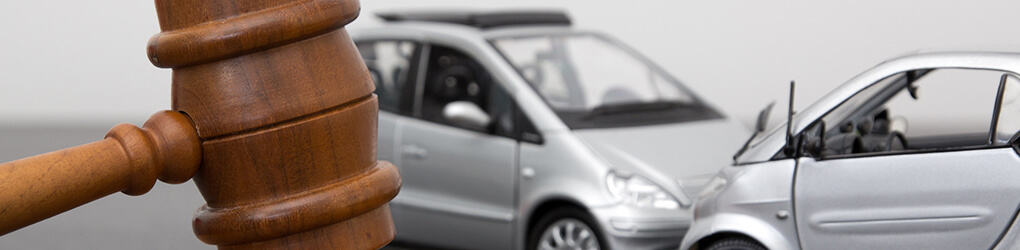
[{"x1": 0, "y1": 0, "x2": 401, "y2": 249}]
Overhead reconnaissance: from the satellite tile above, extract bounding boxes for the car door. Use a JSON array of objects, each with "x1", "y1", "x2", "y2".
[
  {"x1": 394, "y1": 43, "x2": 519, "y2": 250},
  {"x1": 794, "y1": 68, "x2": 1020, "y2": 250}
]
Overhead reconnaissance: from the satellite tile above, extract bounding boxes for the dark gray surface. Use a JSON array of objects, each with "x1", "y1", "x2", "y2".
[{"x1": 0, "y1": 125, "x2": 213, "y2": 249}]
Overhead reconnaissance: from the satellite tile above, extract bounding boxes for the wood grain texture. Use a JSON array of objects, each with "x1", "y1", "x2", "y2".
[
  {"x1": 219, "y1": 206, "x2": 395, "y2": 250},
  {"x1": 0, "y1": 0, "x2": 397, "y2": 248},
  {"x1": 0, "y1": 111, "x2": 201, "y2": 235},
  {"x1": 152, "y1": 0, "x2": 401, "y2": 248},
  {"x1": 148, "y1": 0, "x2": 360, "y2": 68},
  {"x1": 169, "y1": 29, "x2": 372, "y2": 138}
]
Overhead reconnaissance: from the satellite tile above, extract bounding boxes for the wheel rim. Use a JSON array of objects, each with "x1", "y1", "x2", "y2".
[{"x1": 537, "y1": 218, "x2": 600, "y2": 250}]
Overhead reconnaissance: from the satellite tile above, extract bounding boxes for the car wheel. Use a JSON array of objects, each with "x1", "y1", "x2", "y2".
[
  {"x1": 528, "y1": 207, "x2": 606, "y2": 250},
  {"x1": 704, "y1": 237, "x2": 766, "y2": 250}
]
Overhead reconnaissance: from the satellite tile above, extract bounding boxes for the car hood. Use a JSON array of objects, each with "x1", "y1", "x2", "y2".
[{"x1": 573, "y1": 118, "x2": 749, "y2": 202}]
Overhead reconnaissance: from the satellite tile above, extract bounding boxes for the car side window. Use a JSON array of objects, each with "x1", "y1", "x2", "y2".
[
  {"x1": 420, "y1": 44, "x2": 515, "y2": 137},
  {"x1": 356, "y1": 40, "x2": 420, "y2": 115},
  {"x1": 805, "y1": 68, "x2": 1008, "y2": 158}
]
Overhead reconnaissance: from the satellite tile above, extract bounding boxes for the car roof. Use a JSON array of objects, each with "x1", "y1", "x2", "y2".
[
  {"x1": 375, "y1": 9, "x2": 571, "y2": 29},
  {"x1": 351, "y1": 9, "x2": 582, "y2": 42}
]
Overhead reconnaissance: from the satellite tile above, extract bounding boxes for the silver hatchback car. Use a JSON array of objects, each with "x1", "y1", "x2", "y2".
[
  {"x1": 352, "y1": 10, "x2": 747, "y2": 250},
  {"x1": 682, "y1": 52, "x2": 1020, "y2": 250}
]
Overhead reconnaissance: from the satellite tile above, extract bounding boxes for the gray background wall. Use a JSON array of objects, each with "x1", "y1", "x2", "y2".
[{"x1": 1, "y1": 0, "x2": 1017, "y2": 248}]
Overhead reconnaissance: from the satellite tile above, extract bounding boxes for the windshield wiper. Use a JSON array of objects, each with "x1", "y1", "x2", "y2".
[
  {"x1": 733, "y1": 102, "x2": 775, "y2": 161},
  {"x1": 587, "y1": 100, "x2": 690, "y2": 117}
]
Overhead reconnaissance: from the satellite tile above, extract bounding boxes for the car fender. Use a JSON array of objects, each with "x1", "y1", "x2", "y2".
[{"x1": 681, "y1": 213, "x2": 797, "y2": 250}]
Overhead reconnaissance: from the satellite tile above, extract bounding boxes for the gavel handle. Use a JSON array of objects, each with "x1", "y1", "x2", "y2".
[{"x1": 0, "y1": 111, "x2": 201, "y2": 235}]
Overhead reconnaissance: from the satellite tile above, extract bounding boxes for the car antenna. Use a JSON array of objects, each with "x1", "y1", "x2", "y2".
[{"x1": 784, "y1": 81, "x2": 796, "y2": 156}]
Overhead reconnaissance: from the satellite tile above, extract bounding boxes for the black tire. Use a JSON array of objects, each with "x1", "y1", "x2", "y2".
[
  {"x1": 704, "y1": 237, "x2": 766, "y2": 250},
  {"x1": 527, "y1": 206, "x2": 608, "y2": 250}
]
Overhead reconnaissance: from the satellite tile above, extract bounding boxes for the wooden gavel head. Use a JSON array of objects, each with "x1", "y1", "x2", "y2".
[
  {"x1": 0, "y1": 0, "x2": 399, "y2": 249},
  {"x1": 149, "y1": 0, "x2": 399, "y2": 248}
]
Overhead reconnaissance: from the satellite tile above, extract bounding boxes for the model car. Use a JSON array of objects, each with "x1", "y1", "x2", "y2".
[
  {"x1": 681, "y1": 51, "x2": 1020, "y2": 250},
  {"x1": 352, "y1": 10, "x2": 747, "y2": 250}
]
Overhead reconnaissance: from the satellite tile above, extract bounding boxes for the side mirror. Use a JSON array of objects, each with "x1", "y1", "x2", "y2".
[
  {"x1": 443, "y1": 101, "x2": 491, "y2": 130},
  {"x1": 802, "y1": 121, "x2": 826, "y2": 158}
]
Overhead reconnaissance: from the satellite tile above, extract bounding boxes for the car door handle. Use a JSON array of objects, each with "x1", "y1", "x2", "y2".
[{"x1": 401, "y1": 144, "x2": 428, "y2": 159}]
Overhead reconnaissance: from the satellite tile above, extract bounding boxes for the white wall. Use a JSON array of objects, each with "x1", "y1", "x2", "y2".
[
  {"x1": 2, "y1": 0, "x2": 1018, "y2": 127},
  {"x1": 0, "y1": 1, "x2": 166, "y2": 126}
]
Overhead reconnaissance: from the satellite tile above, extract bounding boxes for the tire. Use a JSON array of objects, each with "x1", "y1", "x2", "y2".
[
  {"x1": 704, "y1": 237, "x2": 766, "y2": 250},
  {"x1": 527, "y1": 206, "x2": 608, "y2": 250}
]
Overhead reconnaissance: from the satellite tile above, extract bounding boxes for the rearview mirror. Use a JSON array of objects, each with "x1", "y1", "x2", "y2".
[{"x1": 443, "y1": 101, "x2": 491, "y2": 130}]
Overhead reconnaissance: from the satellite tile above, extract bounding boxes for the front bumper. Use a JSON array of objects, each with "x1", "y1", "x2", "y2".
[{"x1": 591, "y1": 204, "x2": 690, "y2": 250}]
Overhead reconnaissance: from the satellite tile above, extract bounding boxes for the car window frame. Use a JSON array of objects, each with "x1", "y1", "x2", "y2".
[
  {"x1": 990, "y1": 74, "x2": 1020, "y2": 147},
  {"x1": 793, "y1": 67, "x2": 1020, "y2": 161},
  {"x1": 407, "y1": 41, "x2": 545, "y2": 144}
]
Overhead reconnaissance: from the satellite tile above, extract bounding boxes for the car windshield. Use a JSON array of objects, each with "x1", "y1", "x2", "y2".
[{"x1": 490, "y1": 33, "x2": 719, "y2": 129}]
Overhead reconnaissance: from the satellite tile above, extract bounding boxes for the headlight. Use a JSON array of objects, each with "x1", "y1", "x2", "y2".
[{"x1": 606, "y1": 171, "x2": 679, "y2": 209}]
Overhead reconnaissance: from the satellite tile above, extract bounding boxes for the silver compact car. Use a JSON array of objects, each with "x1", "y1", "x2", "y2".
[
  {"x1": 682, "y1": 52, "x2": 1020, "y2": 250},
  {"x1": 352, "y1": 10, "x2": 747, "y2": 250}
]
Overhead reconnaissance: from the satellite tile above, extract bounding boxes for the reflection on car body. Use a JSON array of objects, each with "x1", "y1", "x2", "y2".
[
  {"x1": 682, "y1": 52, "x2": 1020, "y2": 250},
  {"x1": 352, "y1": 10, "x2": 748, "y2": 250}
]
